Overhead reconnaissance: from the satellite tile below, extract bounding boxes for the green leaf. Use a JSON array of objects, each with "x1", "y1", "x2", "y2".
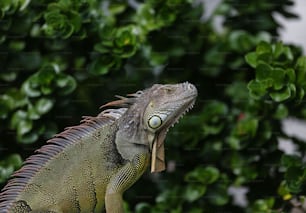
[
  {"x1": 115, "y1": 30, "x2": 134, "y2": 47},
  {"x1": 157, "y1": 7, "x2": 177, "y2": 26},
  {"x1": 296, "y1": 56, "x2": 306, "y2": 86},
  {"x1": 113, "y1": 26, "x2": 138, "y2": 58},
  {"x1": 255, "y1": 62, "x2": 273, "y2": 81},
  {"x1": 0, "y1": 89, "x2": 27, "y2": 113},
  {"x1": 56, "y1": 74, "x2": 77, "y2": 95},
  {"x1": 185, "y1": 166, "x2": 220, "y2": 185},
  {"x1": 252, "y1": 198, "x2": 275, "y2": 212},
  {"x1": 22, "y1": 66, "x2": 57, "y2": 97},
  {"x1": 285, "y1": 166, "x2": 305, "y2": 193},
  {"x1": 68, "y1": 10, "x2": 82, "y2": 32},
  {"x1": 297, "y1": 87, "x2": 305, "y2": 100},
  {"x1": 10, "y1": 110, "x2": 27, "y2": 129},
  {"x1": 289, "y1": 83, "x2": 296, "y2": 98},
  {"x1": 89, "y1": 59, "x2": 110, "y2": 75},
  {"x1": 256, "y1": 52, "x2": 272, "y2": 63},
  {"x1": 37, "y1": 65, "x2": 56, "y2": 83},
  {"x1": 208, "y1": 184, "x2": 229, "y2": 206},
  {"x1": 245, "y1": 52, "x2": 257, "y2": 68},
  {"x1": 271, "y1": 68, "x2": 286, "y2": 90},
  {"x1": 135, "y1": 203, "x2": 152, "y2": 213},
  {"x1": 0, "y1": 71, "x2": 17, "y2": 82},
  {"x1": 247, "y1": 80, "x2": 268, "y2": 99},
  {"x1": 278, "y1": 181, "x2": 292, "y2": 200},
  {"x1": 201, "y1": 101, "x2": 228, "y2": 121},
  {"x1": 285, "y1": 68, "x2": 296, "y2": 83},
  {"x1": 281, "y1": 155, "x2": 302, "y2": 168},
  {"x1": 27, "y1": 104, "x2": 40, "y2": 120},
  {"x1": 9, "y1": 40, "x2": 25, "y2": 51},
  {"x1": 43, "y1": 10, "x2": 75, "y2": 39},
  {"x1": 0, "y1": 154, "x2": 22, "y2": 168},
  {"x1": 109, "y1": 3, "x2": 127, "y2": 15},
  {"x1": 21, "y1": 79, "x2": 41, "y2": 97},
  {"x1": 202, "y1": 123, "x2": 224, "y2": 136},
  {"x1": 184, "y1": 184, "x2": 206, "y2": 202},
  {"x1": 256, "y1": 41, "x2": 272, "y2": 55},
  {"x1": 41, "y1": 85, "x2": 53, "y2": 95},
  {"x1": 89, "y1": 56, "x2": 118, "y2": 75},
  {"x1": 286, "y1": 180, "x2": 303, "y2": 194},
  {"x1": 18, "y1": 131, "x2": 39, "y2": 144},
  {"x1": 227, "y1": 136, "x2": 240, "y2": 150},
  {"x1": 273, "y1": 42, "x2": 284, "y2": 59},
  {"x1": 229, "y1": 30, "x2": 255, "y2": 52},
  {"x1": 17, "y1": 119, "x2": 33, "y2": 136},
  {"x1": 155, "y1": 187, "x2": 183, "y2": 208},
  {"x1": 35, "y1": 98, "x2": 54, "y2": 115},
  {"x1": 283, "y1": 46, "x2": 294, "y2": 61},
  {"x1": 0, "y1": 99, "x2": 10, "y2": 119},
  {"x1": 273, "y1": 104, "x2": 288, "y2": 119},
  {"x1": 94, "y1": 43, "x2": 110, "y2": 54},
  {"x1": 225, "y1": 81, "x2": 249, "y2": 102},
  {"x1": 269, "y1": 85, "x2": 291, "y2": 102},
  {"x1": 188, "y1": 208, "x2": 204, "y2": 213},
  {"x1": 0, "y1": 154, "x2": 23, "y2": 183}
]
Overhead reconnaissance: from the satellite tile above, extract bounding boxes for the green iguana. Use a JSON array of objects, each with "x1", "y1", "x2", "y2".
[{"x1": 0, "y1": 82, "x2": 197, "y2": 213}]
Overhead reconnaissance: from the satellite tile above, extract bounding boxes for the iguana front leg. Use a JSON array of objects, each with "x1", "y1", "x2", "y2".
[{"x1": 105, "y1": 153, "x2": 149, "y2": 213}]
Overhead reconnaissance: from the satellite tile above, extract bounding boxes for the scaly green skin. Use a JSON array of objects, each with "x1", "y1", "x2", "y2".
[{"x1": 0, "y1": 82, "x2": 197, "y2": 213}]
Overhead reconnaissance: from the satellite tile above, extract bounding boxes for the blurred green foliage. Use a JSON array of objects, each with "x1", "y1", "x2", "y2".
[{"x1": 1, "y1": 0, "x2": 306, "y2": 212}]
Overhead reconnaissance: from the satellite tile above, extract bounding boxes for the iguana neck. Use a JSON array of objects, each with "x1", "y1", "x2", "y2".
[{"x1": 115, "y1": 104, "x2": 154, "y2": 161}]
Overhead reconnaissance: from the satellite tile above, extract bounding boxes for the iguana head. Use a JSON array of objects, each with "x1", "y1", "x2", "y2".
[
  {"x1": 104, "y1": 82, "x2": 197, "y2": 172},
  {"x1": 141, "y1": 82, "x2": 197, "y2": 172}
]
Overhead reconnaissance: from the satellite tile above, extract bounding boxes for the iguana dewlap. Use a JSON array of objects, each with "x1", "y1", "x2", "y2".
[{"x1": 0, "y1": 82, "x2": 197, "y2": 213}]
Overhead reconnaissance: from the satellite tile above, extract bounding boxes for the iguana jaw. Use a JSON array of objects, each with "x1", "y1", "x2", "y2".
[
  {"x1": 149, "y1": 83, "x2": 197, "y2": 172},
  {"x1": 151, "y1": 100, "x2": 196, "y2": 172}
]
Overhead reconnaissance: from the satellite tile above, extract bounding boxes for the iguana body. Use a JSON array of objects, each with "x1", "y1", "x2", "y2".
[{"x1": 0, "y1": 82, "x2": 197, "y2": 213}]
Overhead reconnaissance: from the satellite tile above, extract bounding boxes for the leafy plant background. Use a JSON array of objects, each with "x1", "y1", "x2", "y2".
[{"x1": 1, "y1": 0, "x2": 306, "y2": 212}]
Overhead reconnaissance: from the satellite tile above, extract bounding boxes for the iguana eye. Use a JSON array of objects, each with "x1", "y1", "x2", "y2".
[{"x1": 148, "y1": 115, "x2": 162, "y2": 129}]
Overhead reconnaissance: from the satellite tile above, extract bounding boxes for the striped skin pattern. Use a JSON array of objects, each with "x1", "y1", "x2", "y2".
[{"x1": 0, "y1": 83, "x2": 197, "y2": 213}]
